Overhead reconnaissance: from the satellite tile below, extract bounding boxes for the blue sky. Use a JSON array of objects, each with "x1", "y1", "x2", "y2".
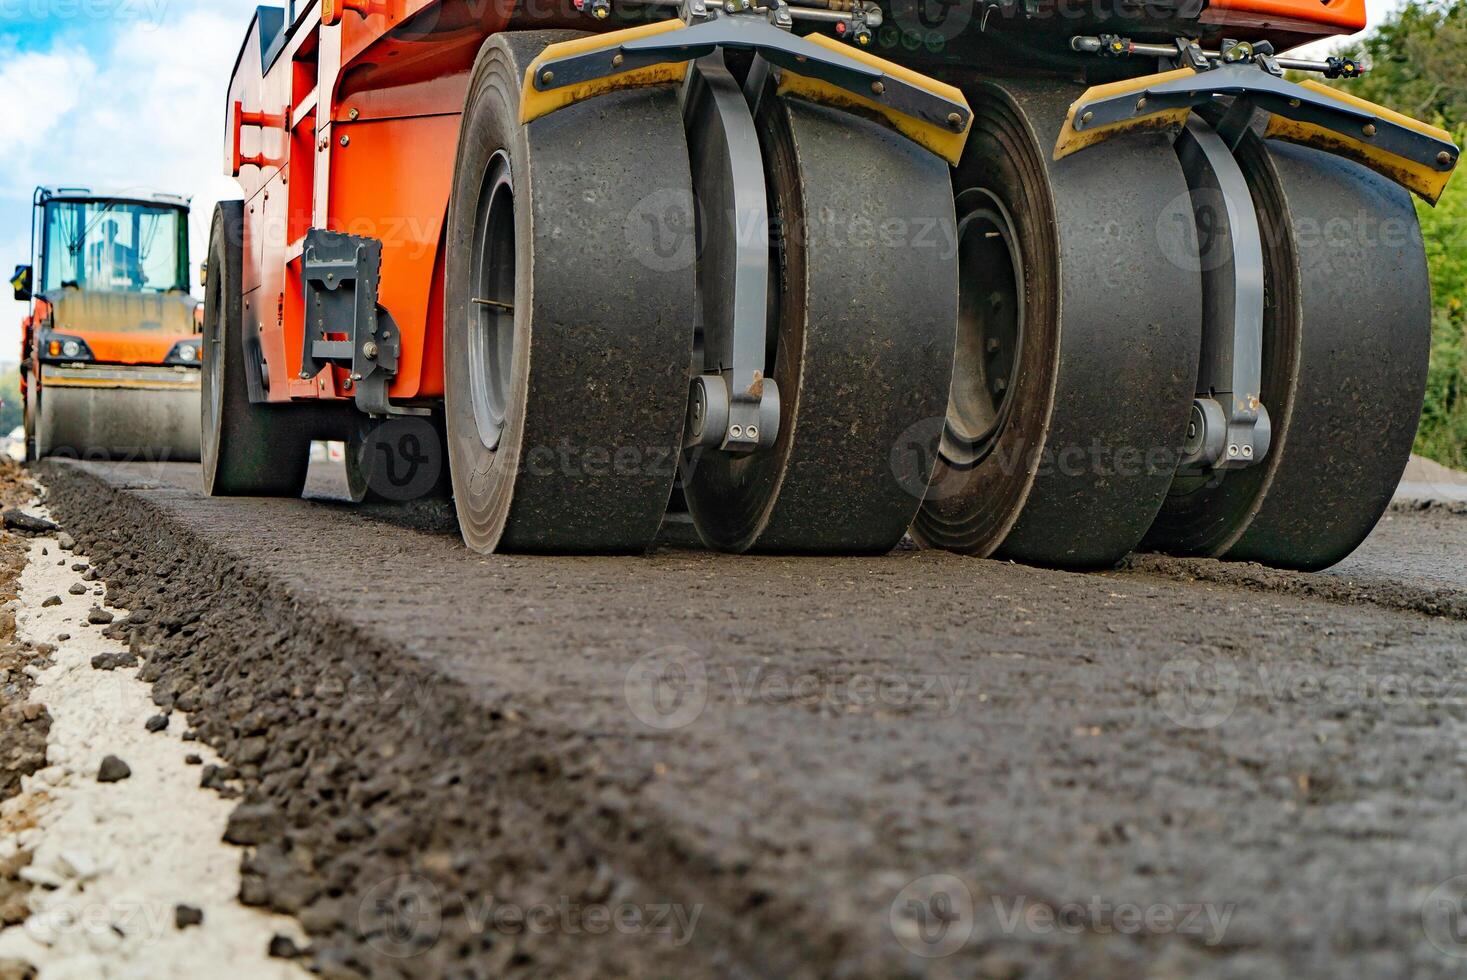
[
  {"x1": 0, "y1": 0, "x2": 263, "y2": 355},
  {"x1": 0, "y1": 0, "x2": 1401, "y2": 357}
]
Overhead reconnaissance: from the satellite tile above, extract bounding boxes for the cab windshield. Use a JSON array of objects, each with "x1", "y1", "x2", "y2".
[{"x1": 41, "y1": 200, "x2": 188, "y2": 294}]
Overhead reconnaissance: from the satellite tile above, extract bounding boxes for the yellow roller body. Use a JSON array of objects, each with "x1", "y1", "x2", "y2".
[{"x1": 519, "y1": 19, "x2": 971, "y2": 164}]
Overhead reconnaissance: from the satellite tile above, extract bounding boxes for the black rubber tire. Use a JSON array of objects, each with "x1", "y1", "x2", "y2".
[
  {"x1": 1142, "y1": 138, "x2": 1432, "y2": 570},
  {"x1": 24, "y1": 372, "x2": 40, "y2": 462},
  {"x1": 202, "y1": 202, "x2": 317, "y2": 497},
  {"x1": 912, "y1": 79, "x2": 1202, "y2": 568},
  {"x1": 681, "y1": 95, "x2": 958, "y2": 555},
  {"x1": 443, "y1": 32, "x2": 694, "y2": 554}
]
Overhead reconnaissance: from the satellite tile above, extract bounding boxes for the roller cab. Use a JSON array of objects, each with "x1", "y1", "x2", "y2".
[{"x1": 17, "y1": 188, "x2": 203, "y2": 463}]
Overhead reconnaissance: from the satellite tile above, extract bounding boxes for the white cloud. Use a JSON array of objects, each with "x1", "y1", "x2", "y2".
[
  {"x1": 0, "y1": 45, "x2": 95, "y2": 165},
  {"x1": 3, "y1": 2, "x2": 260, "y2": 352}
]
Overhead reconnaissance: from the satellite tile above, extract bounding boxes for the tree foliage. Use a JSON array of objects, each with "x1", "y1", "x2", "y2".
[
  {"x1": 1320, "y1": 2, "x2": 1467, "y2": 466},
  {"x1": 0, "y1": 367, "x2": 21, "y2": 437},
  {"x1": 1323, "y1": 1, "x2": 1467, "y2": 129}
]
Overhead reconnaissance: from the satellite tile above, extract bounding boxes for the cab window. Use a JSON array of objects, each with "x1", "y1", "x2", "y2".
[{"x1": 42, "y1": 201, "x2": 188, "y2": 294}]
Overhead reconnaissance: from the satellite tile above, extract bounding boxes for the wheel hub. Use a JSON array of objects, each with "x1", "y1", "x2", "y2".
[
  {"x1": 469, "y1": 150, "x2": 516, "y2": 452},
  {"x1": 942, "y1": 189, "x2": 1023, "y2": 469}
]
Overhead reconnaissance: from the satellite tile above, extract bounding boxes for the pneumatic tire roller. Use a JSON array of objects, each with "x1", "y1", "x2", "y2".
[{"x1": 204, "y1": 0, "x2": 1456, "y2": 568}]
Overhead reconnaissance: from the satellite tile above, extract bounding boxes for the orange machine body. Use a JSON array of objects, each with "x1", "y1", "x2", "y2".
[
  {"x1": 1203, "y1": 0, "x2": 1367, "y2": 41},
  {"x1": 227, "y1": 0, "x2": 520, "y2": 405},
  {"x1": 35, "y1": 290, "x2": 199, "y2": 365},
  {"x1": 226, "y1": 0, "x2": 1367, "y2": 409}
]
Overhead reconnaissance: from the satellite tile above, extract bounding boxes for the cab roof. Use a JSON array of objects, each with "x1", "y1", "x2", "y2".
[{"x1": 35, "y1": 186, "x2": 191, "y2": 210}]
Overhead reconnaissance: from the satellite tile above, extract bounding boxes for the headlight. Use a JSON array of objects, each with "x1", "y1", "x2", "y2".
[
  {"x1": 165, "y1": 340, "x2": 203, "y2": 366},
  {"x1": 42, "y1": 334, "x2": 94, "y2": 362}
]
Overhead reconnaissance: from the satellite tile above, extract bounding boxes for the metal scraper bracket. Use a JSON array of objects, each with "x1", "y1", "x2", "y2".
[
  {"x1": 1070, "y1": 62, "x2": 1456, "y2": 173},
  {"x1": 1057, "y1": 51, "x2": 1459, "y2": 208},
  {"x1": 1174, "y1": 118, "x2": 1271, "y2": 472},
  {"x1": 682, "y1": 52, "x2": 780, "y2": 454},
  {"x1": 300, "y1": 229, "x2": 427, "y2": 418},
  {"x1": 529, "y1": 11, "x2": 970, "y2": 139}
]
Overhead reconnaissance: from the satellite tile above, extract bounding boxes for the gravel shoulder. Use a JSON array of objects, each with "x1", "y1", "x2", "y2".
[
  {"x1": 0, "y1": 522, "x2": 307, "y2": 977},
  {"x1": 0, "y1": 461, "x2": 53, "y2": 960},
  {"x1": 33, "y1": 458, "x2": 1467, "y2": 979}
]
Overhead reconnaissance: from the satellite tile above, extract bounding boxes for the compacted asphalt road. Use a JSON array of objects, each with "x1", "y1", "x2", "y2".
[{"x1": 32, "y1": 458, "x2": 1467, "y2": 979}]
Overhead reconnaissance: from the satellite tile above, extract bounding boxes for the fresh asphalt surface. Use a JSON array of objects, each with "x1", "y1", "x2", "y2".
[{"x1": 35, "y1": 458, "x2": 1467, "y2": 979}]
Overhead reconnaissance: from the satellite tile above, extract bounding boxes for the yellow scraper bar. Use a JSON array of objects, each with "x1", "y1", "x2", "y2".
[
  {"x1": 1265, "y1": 80, "x2": 1456, "y2": 205},
  {"x1": 1053, "y1": 67, "x2": 1197, "y2": 161},
  {"x1": 1054, "y1": 66, "x2": 1459, "y2": 205},
  {"x1": 521, "y1": 20, "x2": 690, "y2": 125},
  {"x1": 776, "y1": 33, "x2": 971, "y2": 166}
]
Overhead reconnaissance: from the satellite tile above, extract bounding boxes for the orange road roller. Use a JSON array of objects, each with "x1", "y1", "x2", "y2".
[
  {"x1": 209, "y1": 0, "x2": 1457, "y2": 568},
  {"x1": 14, "y1": 188, "x2": 203, "y2": 464}
]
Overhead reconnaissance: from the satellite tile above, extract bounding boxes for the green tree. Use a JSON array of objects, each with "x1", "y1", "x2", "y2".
[
  {"x1": 1323, "y1": 1, "x2": 1467, "y2": 129},
  {"x1": 1319, "y1": 2, "x2": 1467, "y2": 467},
  {"x1": 0, "y1": 367, "x2": 20, "y2": 436}
]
